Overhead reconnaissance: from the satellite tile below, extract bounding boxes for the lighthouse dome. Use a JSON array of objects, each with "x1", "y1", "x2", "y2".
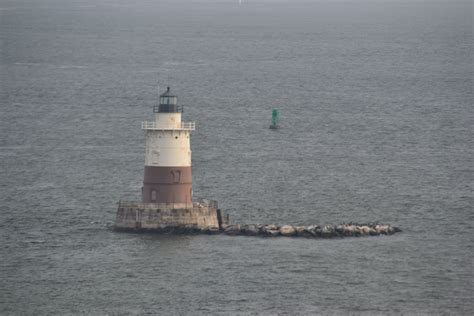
[{"x1": 157, "y1": 87, "x2": 181, "y2": 113}]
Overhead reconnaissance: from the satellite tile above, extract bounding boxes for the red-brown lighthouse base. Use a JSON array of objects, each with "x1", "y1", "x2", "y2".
[{"x1": 142, "y1": 166, "x2": 192, "y2": 206}]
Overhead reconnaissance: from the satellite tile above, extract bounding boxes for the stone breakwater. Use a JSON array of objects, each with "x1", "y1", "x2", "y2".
[
  {"x1": 219, "y1": 223, "x2": 401, "y2": 238},
  {"x1": 114, "y1": 222, "x2": 401, "y2": 238}
]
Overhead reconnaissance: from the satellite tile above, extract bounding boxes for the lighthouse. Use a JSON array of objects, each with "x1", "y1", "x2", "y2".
[
  {"x1": 114, "y1": 86, "x2": 226, "y2": 232},
  {"x1": 141, "y1": 87, "x2": 194, "y2": 208}
]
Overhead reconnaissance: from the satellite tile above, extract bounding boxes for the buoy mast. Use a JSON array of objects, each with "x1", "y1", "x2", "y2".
[{"x1": 270, "y1": 109, "x2": 280, "y2": 129}]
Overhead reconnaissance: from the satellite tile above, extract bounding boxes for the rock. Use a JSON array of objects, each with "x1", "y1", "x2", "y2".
[
  {"x1": 360, "y1": 226, "x2": 370, "y2": 235},
  {"x1": 335, "y1": 225, "x2": 346, "y2": 237},
  {"x1": 393, "y1": 226, "x2": 402, "y2": 233},
  {"x1": 265, "y1": 224, "x2": 278, "y2": 231},
  {"x1": 375, "y1": 224, "x2": 389, "y2": 235},
  {"x1": 295, "y1": 226, "x2": 305, "y2": 233},
  {"x1": 294, "y1": 226, "x2": 310, "y2": 237},
  {"x1": 369, "y1": 227, "x2": 379, "y2": 236},
  {"x1": 352, "y1": 226, "x2": 361, "y2": 236},
  {"x1": 262, "y1": 229, "x2": 280, "y2": 237},
  {"x1": 224, "y1": 224, "x2": 241, "y2": 236},
  {"x1": 335, "y1": 225, "x2": 345, "y2": 234},
  {"x1": 306, "y1": 225, "x2": 316, "y2": 230},
  {"x1": 261, "y1": 224, "x2": 280, "y2": 237},
  {"x1": 314, "y1": 226, "x2": 322, "y2": 237},
  {"x1": 200, "y1": 226, "x2": 220, "y2": 234},
  {"x1": 220, "y1": 224, "x2": 230, "y2": 231},
  {"x1": 280, "y1": 225, "x2": 296, "y2": 236},
  {"x1": 207, "y1": 226, "x2": 220, "y2": 234},
  {"x1": 241, "y1": 224, "x2": 259, "y2": 236},
  {"x1": 342, "y1": 225, "x2": 354, "y2": 236},
  {"x1": 256, "y1": 224, "x2": 265, "y2": 233},
  {"x1": 239, "y1": 224, "x2": 249, "y2": 235},
  {"x1": 305, "y1": 225, "x2": 319, "y2": 237},
  {"x1": 321, "y1": 225, "x2": 335, "y2": 238}
]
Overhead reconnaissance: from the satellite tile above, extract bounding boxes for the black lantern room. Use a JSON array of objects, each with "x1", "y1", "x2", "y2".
[{"x1": 154, "y1": 87, "x2": 182, "y2": 113}]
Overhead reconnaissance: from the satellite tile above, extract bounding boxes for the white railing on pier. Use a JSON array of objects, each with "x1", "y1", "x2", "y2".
[
  {"x1": 181, "y1": 122, "x2": 195, "y2": 130},
  {"x1": 141, "y1": 121, "x2": 195, "y2": 130}
]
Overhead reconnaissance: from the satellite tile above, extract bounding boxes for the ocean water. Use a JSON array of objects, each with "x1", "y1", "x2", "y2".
[{"x1": 0, "y1": 0, "x2": 472, "y2": 314}]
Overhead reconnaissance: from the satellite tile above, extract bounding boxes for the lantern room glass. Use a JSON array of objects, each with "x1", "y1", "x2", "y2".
[{"x1": 160, "y1": 96, "x2": 177, "y2": 105}]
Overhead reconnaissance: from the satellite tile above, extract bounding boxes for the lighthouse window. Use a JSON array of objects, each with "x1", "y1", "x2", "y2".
[
  {"x1": 171, "y1": 170, "x2": 181, "y2": 183},
  {"x1": 151, "y1": 190, "x2": 157, "y2": 201},
  {"x1": 160, "y1": 96, "x2": 177, "y2": 105},
  {"x1": 176, "y1": 171, "x2": 181, "y2": 182}
]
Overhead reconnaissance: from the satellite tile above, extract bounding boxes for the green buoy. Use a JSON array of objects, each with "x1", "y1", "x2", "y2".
[{"x1": 269, "y1": 109, "x2": 280, "y2": 129}]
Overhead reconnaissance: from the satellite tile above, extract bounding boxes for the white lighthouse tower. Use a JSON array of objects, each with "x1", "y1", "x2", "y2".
[{"x1": 141, "y1": 87, "x2": 195, "y2": 208}]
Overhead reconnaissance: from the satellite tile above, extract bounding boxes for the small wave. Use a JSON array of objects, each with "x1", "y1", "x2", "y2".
[
  {"x1": 162, "y1": 61, "x2": 209, "y2": 67},
  {"x1": 0, "y1": 145, "x2": 31, "y2": 153},
  {"x1": 135, "y1": 69, "x2": 161, "y2": 73},
  {"x1": 57, "y1": 65, "x2": 88, "y2": 69},
  {"x1": 125, "y1": 272, "x2": 136, "y2": 278},
  {"x1": 13, "y1": 62, "x2": 89, "y2": 69},
  {"x1": 25, "y1": 239, "x2": 46, "y2": 244},
  {"x1": 14, "y1": 62, "x2": 42, "y2": 66}
]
